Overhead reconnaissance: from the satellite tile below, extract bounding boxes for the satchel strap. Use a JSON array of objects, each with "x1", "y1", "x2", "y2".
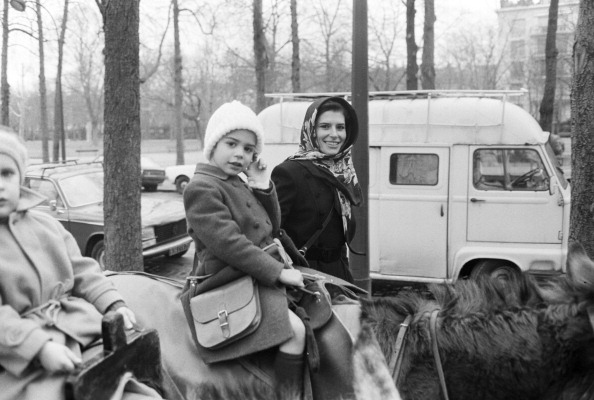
[{"x1": 299, "y1": 207, "x2": 334, "y2": 256}]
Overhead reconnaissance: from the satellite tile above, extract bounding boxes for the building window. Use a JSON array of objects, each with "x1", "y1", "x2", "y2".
[
  {"x1": 510, "y1": 40, "x2": 526, "y2": 59},
  {"x1": 510, "y1": 18, "x2": 525, "y2": 37},
  {"x1": 510, "y1": 61, "x2": 525, "y2": 80},
  {"x1": 389, "y1": 153, "x2": 439, "y2": 186}
]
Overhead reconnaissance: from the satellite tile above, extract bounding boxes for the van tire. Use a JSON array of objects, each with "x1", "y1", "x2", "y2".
[{"x1": 470, "y1": 260, "x2": 519, "y2": 284}]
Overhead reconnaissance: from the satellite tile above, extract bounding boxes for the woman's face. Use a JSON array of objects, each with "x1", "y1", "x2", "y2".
[
  {"x1": 210, "y1": 129, "x2": 257, "y2": 176},
  {"x1": 315, "y1": 110, "x2": 346, "y2": 156}
]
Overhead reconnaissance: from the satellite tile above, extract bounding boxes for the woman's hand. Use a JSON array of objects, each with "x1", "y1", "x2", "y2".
[
  {"x1": 246, "y1": 158, "x2": 271, "y2": 189},
  {"x1": 279, "y1": 268, "x2": 305, "y2": 287},
  {"x1": 37, "y1": 341, "x2": 82, "y2": 372},
  {"x1": 116, "y1": 307, "x2": 137, "y2": 330}
]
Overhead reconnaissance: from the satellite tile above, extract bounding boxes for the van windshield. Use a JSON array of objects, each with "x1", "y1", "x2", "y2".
[{"x1": 544, "y1": 142, "x2": 569, "y2": 189}]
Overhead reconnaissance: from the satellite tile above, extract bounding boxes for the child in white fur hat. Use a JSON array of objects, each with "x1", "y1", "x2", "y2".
[
  {"x1": 183, "y1": 100, "x2": 306, "y2": 395},
  {"x1": 0, "y1": 128, "x2": 161, "y2": 400}
]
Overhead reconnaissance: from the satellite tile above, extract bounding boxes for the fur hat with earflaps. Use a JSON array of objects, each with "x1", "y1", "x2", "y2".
[
  {"x1": 0, "y1": 127, "x2": 28, "y2": 184},
  {"x1": 203, "y1": 100, "x2": 265, "y2": 160}
]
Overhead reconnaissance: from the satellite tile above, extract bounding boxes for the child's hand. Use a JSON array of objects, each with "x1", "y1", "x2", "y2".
[
  {"x1": 37, "y1": 341, "x2": 81, "y2": 372},
  {"x1": 115, "y1": 307, "x2": 137, "y2": 330},
  {"x1": 246, "y1": 158, "x2": 270, "y2": 189},
  {"x1": 279, "y1": 269, "x2": 305, "y2": 288}
]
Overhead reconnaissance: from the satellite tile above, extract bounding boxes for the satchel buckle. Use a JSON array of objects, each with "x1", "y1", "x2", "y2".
[{"x1": 218, "y1": 310, "x2": 231, "y2": 338}]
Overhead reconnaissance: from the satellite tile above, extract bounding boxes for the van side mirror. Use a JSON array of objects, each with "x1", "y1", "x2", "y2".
[{"x1": 549, "y1": 181, "x2": 557, "y2": 196}]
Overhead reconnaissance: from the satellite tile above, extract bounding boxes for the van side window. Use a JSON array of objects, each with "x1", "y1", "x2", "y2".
[
  {"x1": 473, "y1": 149, "x2": 549, "y2": 191},
  {"x1": 389, "y1": 153, "x2": 438, "y2": 185}
]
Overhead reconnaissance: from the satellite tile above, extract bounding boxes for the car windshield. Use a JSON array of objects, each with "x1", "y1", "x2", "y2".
[{"x1": 59, "y1": 171, "x2": 104, "y2": 207}]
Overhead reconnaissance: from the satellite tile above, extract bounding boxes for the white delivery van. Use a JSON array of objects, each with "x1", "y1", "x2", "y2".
[{"x1": 258, "y1": 91, "x2": 571, "y2": 283}]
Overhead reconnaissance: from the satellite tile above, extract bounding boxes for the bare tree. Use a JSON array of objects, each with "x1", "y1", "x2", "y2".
[
  {"x1": 368, "y1": 2, "x2": 404, "y2": 91},
  {"x1": 312, "y1": 0, "x2": 347, "y2": 92},
  {"x1": 421, "y1": 0, "x2": 435, "y2": 89},
  {"x1": 66, "y1": 6, "x2": 103, "y2": 144},
  {"x1": 1, "y1": 0, "x2": 10, "y2": 126},
  {"x1": 570, "y1": 0, "x2": 594, "y2": 256},
  {"x1": 173, "y1": 0, "x2": 184, "y2": 165},
  {"x1": 290, "y1": 0, "x2": 300, "y2": 92},
  {"x1": 53, "y1": 0, "x2": 69, "y2": 162},
  {"x1": 405, "y1": 0, "x2": 418, "y2": 90},
  {"x1": 539, "y1": 0, "x2": 559, "y2": 133},
  {"x1": 35, "y1": 0, "x2": 49, "y2": 162},
  {"x1": 253, "y1": 0, "x2": 266, "y2": 112},
  {"x1": 96, "y1": 0, "x2": 142, "y2": 272}
]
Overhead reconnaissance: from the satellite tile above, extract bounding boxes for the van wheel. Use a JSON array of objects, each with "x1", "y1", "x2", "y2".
[
  {"x1": 90, "y1": 240, "x2": 106, "y2": 271},
  {"x1": 175, "y1": 176, "x2": 189, "y2": 194},
  {"x1": 470, "y1": 260, "x2": 519, "y2": 284}
]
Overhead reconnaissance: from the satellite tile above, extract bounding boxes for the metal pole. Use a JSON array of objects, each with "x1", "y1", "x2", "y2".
[{"x1": 351, "y1": 0, "x2": 370, "y2": 294}]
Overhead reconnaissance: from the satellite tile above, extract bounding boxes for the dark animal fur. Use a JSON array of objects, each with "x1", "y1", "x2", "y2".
[{"x1": 360, "y1": 243, "x2": 594, "y2": 400}]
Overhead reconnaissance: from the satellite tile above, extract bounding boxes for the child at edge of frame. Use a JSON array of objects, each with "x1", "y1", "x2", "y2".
[{"x1": 0, "y1": 127, "x2": 162, "y2": 400}]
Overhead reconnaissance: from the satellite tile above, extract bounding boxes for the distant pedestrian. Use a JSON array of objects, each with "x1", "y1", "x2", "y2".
[{"x1": 271, "y1": 97, "x2": 362, "y2": 283}]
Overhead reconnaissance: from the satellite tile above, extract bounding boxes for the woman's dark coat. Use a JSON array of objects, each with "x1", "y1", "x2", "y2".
[
  {"x1": 272, "y1": 160, "x2": 352, "y2": 281},
  {"x1": 183, "y1": 163, "x2": 292, "y2": 363}
]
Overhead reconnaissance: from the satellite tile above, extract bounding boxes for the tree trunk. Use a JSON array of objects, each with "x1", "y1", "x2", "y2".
[
  {"x1": 253, "y1": 0, "x2": 267, "y2": 112},
  {"x1": 421, "y1": 0, "x2": 435, "y2": 90},
  {"x1": 405, "y1": 0, "x2": 418, "y2": 90},
  {"x1": 53, "y1": 0, "x2": 69, "y2": 162},
  {"x1": 36, "y1": 0, "x2": 49, "y2": 162},
  {"x1": 539, "y1": 0, "x2": 559, "y2": 133},
  {"x1": 101, "y1": 0, "x2": 142, "y2": 272},
  {"x1": 1, "y1": 0, "x2": 9, "y2": 127},
  {"x1": 290, "y1": 0, "x2": 300, "y2": 93},
  {"x1": 570, "y1": 0, "x2": 594, "y2": 257},
  {"x1": 173, "y1": 0, "x2": 184, "y2": 165}
]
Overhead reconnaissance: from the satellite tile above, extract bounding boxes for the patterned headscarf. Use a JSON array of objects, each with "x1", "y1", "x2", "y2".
[{"x1": 288, "y1": 97, "x2": 362, "y2": 237}]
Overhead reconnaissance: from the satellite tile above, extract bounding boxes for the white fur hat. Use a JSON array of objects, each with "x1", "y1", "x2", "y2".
[
  {"x1": 0, "y1": 127, "x2": 27, "y2": 183},
  {"x1": 203, "y1": 100, "x2": 265, "y2": 160}
]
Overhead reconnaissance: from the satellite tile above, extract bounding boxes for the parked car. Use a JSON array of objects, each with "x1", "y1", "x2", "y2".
[
  {"x1": 140, "y1": 157, "x2": 167, "y2": 191},
  {"x1": 93, "y1": 156, "x2": 166, "y2": 191},
  {"x1": 24, "y1": 162, "x2": 192, "y2": 269},
  {"x1": 165, "y1": 164, "x2": 196, "y2": 194}
]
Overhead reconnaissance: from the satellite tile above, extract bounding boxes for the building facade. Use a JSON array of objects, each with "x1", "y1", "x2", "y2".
[{"x1": 497, "y1": 0, "x2": 578, "y2": 134}]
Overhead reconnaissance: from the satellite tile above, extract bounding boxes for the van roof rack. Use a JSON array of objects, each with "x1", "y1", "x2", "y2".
[{"x1": 265, "y1": 89, "x2": 528, "y2": 101}]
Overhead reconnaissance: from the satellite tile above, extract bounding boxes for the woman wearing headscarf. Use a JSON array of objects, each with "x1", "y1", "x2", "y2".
[{"x1": 271, "y1": 97, "x2": 362, "y2": 283}]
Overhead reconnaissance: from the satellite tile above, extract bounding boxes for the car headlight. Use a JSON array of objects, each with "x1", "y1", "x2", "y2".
[{"x1": 141, "y1": 226, "x2": 157, "y2": 248}]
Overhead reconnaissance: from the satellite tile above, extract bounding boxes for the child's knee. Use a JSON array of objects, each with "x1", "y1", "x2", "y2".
[{"x1": 288, "y1": 310, "x2": 305, "y2": 340}]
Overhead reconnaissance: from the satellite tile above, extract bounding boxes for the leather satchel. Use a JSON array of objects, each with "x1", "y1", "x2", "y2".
[{"x1": 188, "y1": 274, "x2": 261, "y2": 349}]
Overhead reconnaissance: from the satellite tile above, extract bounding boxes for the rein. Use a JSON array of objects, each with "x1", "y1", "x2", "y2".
[{"x1": 389, "y1": 310, "x2": 450, "y2": 400}]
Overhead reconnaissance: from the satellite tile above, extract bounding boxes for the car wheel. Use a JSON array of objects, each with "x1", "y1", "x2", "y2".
[
  {"x1": 166, "y1": 248, "x2": 189, "y2": 258},
  {"x1": 90, "y1": 240, "x2": 106, "y2": 270},
  {"x1": 470, "y1": 259, "x2": 520, "y2": 284},
  {"x1": 143, "y1": 184, "x2": 158, "y2": 192},
  {"x1": 175, "y1": 176, "x2": 189, "y2": 194}
]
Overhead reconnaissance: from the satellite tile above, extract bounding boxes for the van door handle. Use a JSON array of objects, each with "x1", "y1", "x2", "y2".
[
  {"x1": 440, "y1": 204, "x2": 444, "y2": 216},
  {"x1": 470, "y1": 198, "x2": 485, "y2": 202}
]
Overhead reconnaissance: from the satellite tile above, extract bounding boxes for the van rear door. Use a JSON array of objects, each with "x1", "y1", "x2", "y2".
[
  {"x1": 377, "y1": 147, "x2": 449, "y2": 278},
  {"x1": 467, "y1": 146, "x2": 564, "y2": 244}
]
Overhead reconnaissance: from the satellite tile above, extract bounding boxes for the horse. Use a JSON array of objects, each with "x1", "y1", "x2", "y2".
[
  {"x1": 105, "y1": 268, "x2": 376, "y2": 400},
  {"x1": 354, "y1": 242, "x2": 594, "y2": 400}
]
